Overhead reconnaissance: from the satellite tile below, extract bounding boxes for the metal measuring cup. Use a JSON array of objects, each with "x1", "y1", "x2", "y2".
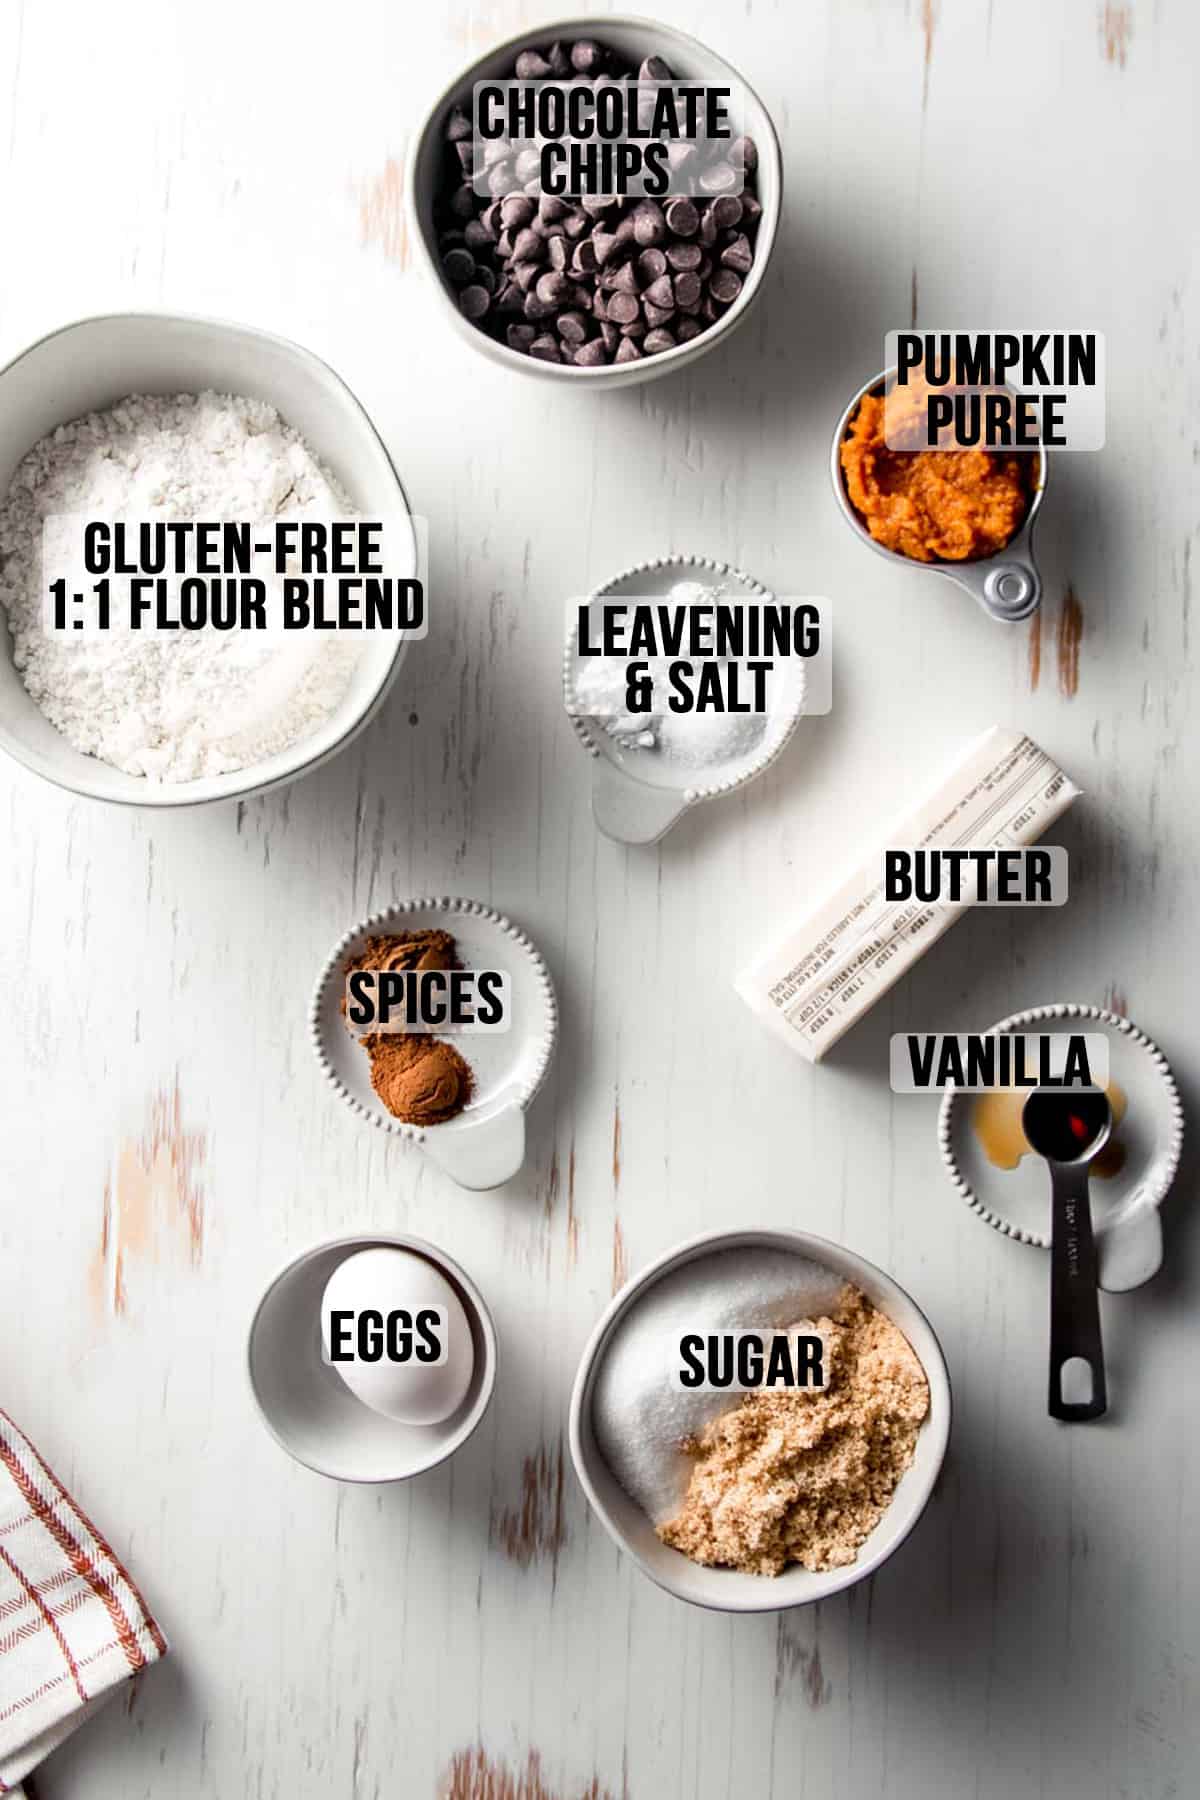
[{"x1": 830, "y1": 368, "x2": 1048, "y2": 624}]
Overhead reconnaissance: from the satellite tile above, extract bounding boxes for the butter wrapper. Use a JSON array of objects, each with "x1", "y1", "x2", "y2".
[{"x1": 734, "y1": 727, "x2": 1081, "y2": 1063}]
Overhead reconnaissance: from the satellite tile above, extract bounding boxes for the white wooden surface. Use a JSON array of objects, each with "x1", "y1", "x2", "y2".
[{"x1": 2, "y1": 2, "x2": 1197, "y2": 1796}]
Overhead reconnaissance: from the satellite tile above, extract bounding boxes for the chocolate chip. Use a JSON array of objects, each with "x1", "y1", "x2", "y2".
[
  {"x1": 563, "y1": 209, "x2": 590, "y2": 239},
  {"x1": 676, "y1": 317, "x2": 704, "y2": 342},
  {"x1": 698, "y1": 210, "x2": 719, "y2": 248},
  {"x1": 614, "y1": 337, "x2": 642, "y2": 364},
  {"x1": 500, "y1": 193, "x2": 535, "y2": 230},
  {"x1": 454, "y1": 141, "x2": 475, "y2": 176},
  {"x1": 600, "y1": 322, "x2": 620, "y2": 354},
  {"x1": 637, "y1": 247, "x2": 668, "y2": 284},
  {"x1": 512, "y1": 227, "x2": 544, "y2": 264},
  {"x1": 473, "y1": 265, "x2": 497, "y2": 295},
  {"x1": 450, "y1": 183, "x2": 476, "y2": 220},
  {"x1": 620, "y1": 319, "x2": 646, "y2": 340},
  {"x1": 529, "y1": 334, "x2": 562, "y2": 362},
  {"x1": 573, "y1": 239, "x2": 599, "y2": 275},
  {"x1": 572, "y1": 339, "x2": 608, "y2": 366},
  {"x1": 445, "y1": 106, "x2": 472, "y2": 143},
  {"x1": 606, "y1": 291, "x2": 640, "y2": 325},
  {"x1": 592, "y1": 291, "x2": 608, "y2": 320},
  {"x1": 730, "y1": 134, "x2": 758, "y2": 173},
  {"x1": 710, "y1": 196, "x2": 743, "y2": 229},
  {"x1": 442, "y1": 247, "x2": 475, "y2": 284},
  {"x1": 709, "y1": 268, "x2": 742, "y2": 305},
  {"x1": 643, "y1": 274, "x2": 674, "y2": 310},
  {"x1": 741, "y1": 193, "x2": 763, "y2": 225},
  {"x1": 547, "y1": 39, "x2": 571, "y2": 76},
  {"x1": 592, "y1": 231, "x2": 619, "y2": 266},
  {"x1": 462, "y1": 218, "x2": 492, "y2": 252},
  {"x1": 536, "y1": 269, "x2": 572, "y2": 305},
  {"x1": 570, "y1": 38, "x2": 604, "y2": 72},
  {"x1": 496, "y1": 281, "x2": 524, "y2": 312},
  {"x1": 720, "y1": 233, "x2": 754, "y2": 274},
  {"x1": 512, "y1": 260, "x2": 540, "y2": 293},
  {"x1": 539, "y1": 195, "x2": 572, "y2": 225},
  {"x1": 581, "y1": 196, "x2": 617, "y2": 217},
  {"x1": 673, "y1": 270, "x2": 703, "y2": 311},
  {"x1": 507, "y1": 323, "x2": 536, "y2": 351},
  {"x1": 699, "y1": 163, "x2": 737, "y2": 194},
  {"x1": 638, "y1": 55, "x2": 673, "y2": 80},
  {"x1": 643, "y1": 299, "x2": 674, "y2": 329},
  {"x1": 524, "y1": 292, "x2": 556, "y2": 320},
  {"x1": 666, "y1": 242, "x2": 702, "y2": 272},
  {"x1": 610, "y1": 261, "x2": 639, "y2": 294},
  {"x1": 643, "y1": 329, "x2": 676, "y2": 355},
  {"x1": 547, "y1": 237, "x2": 569, "y2": 271},
  {"x1": 632, "y1": 200, "x2": 666, "y2": 246},
  {"x1": 459, "y1": 285, "x2": 491, "y2": 320},
  {"x1": 665, "y1": 197, "x2": 699, "y2": 238},
  {"x1": 557, "y1": 311, "x2": 590, "y2": 344},
  {"x1": 515, "y1": 48, "x2": 553, "y2": 78}
]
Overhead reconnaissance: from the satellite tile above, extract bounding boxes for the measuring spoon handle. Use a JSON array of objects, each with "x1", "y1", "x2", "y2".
[{"x1": 1048, "y1": 1162, "x2": 1108, "y2": 1422}]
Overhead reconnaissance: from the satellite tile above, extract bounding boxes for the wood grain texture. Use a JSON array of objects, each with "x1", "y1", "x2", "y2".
[{"x1": 1, "y1": 1, "x2": 1198, "y2": 1796}]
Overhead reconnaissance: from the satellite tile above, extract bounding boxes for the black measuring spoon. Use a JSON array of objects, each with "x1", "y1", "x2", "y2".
[{"x1": 1022, "y1": 1087, "x2": 1112, "y2": 1422}]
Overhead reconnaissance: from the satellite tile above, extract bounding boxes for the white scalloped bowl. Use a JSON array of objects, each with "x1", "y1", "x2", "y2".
[
  {"x1": 310, "y1": 898, "x2": 557, "y2": 1190},
  {"x1": 565, "y1": 554, "x2": 808, "y2": 843},
  {"x1": 939, "y1": 1003, "x2": 1183, "y2": 1292}
]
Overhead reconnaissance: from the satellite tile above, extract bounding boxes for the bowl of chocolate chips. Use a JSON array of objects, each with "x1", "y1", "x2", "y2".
[{"x1": 408, "y1": 18, "x2": 781, "y2": 383}]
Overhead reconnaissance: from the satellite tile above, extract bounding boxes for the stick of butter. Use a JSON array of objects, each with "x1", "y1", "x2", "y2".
[{"x1": 734, "y1": 727, "x2": 1081, "y2": 1063}]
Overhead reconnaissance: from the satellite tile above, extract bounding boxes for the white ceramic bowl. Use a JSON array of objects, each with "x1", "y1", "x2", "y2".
[
  {"x1": 310, "y1": 898, "x2": 558, "y2": 1190},
  {"x1": 247, "y1": 1232, "x2": 497, "y2": 1482},
  {"x1": 407, "y1": 17, "x2": 782, "y2": 387},
  {"x1": 569, "y1": 1227, "x2": 951, "y2": 1612},
  {"x1": 0, "y1": 312, "x2": 416, "y2": 806},
  {"x1": 939, "y1": 1002, "x2": 1184, "y2": 1292},
  {"x1": 564, "y1": 553, "x2": 808, "y2": 843}
]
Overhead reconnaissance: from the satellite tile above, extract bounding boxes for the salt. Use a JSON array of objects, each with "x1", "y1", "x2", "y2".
[{"x1": 592, "y1": 1246, "x2": 845, "y2": 1527}]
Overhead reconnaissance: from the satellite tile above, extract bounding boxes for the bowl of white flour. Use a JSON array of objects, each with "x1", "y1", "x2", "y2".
[{"x1": 0, "y1": 313, "x2": 416, "y2": 805}]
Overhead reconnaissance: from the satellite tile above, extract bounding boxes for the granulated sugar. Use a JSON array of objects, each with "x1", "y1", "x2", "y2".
[
  {"x1": 592, "y1": 1246, "x2": 845, "y2": 1527},
  {"x1": 0, "y1": 391, "x2": 362, "y2": 781}
]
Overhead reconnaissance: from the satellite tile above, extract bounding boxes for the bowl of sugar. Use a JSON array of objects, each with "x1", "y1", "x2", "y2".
[
  {"x1": 569, "y1": 1228, "x2": 951, "y2": 1612},
  {"x1": 0, "y1": 312, "x2": 416, "y2": 807}
]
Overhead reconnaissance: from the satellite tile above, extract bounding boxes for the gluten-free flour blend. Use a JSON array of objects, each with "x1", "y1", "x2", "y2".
[{"x1": 0, "y1": 391, "x2": 363, "y2": 781}]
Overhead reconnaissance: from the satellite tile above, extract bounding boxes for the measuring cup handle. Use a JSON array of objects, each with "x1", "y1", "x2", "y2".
[
  {"x1": 1048, "y1": 1163, "x2": 1108, "y2": 1422},
  {"x1": 953, "y1": 557, "x2": 1042, "y2": 624}
]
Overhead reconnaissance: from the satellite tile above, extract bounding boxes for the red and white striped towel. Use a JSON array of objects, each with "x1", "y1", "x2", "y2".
[{"x1": 0, "y1": 1410, "x2": 166, "y2": 1792}]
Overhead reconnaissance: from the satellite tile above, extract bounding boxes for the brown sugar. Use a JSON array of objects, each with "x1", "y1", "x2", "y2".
[
  {"x1": 659, "y1": 1287, "x2": 929, "y2": 1576},
  {"x1": 366, "y1": 1034, "x2": 473, "y2": 1126},
  {"x1": 840, "y1": 380, "x2": 1036, "y2": 564}
]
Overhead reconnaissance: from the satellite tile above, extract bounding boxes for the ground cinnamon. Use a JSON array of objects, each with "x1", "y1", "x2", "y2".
[
  {"x1": 366, "y1": 1034, "x2": 473, "y2": 1126},
  {"x1": 344, "y1": 929, "x2": 474, "y2": 1126}
]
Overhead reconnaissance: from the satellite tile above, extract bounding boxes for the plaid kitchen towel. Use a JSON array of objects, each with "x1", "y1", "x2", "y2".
[{"x1": 0, "y1": 1409, "x2": 166, "y2": 1791}]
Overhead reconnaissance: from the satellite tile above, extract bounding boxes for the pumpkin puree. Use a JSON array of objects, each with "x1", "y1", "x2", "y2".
[{"x1": 840, "y1": 380, "x2": 1037, "y2": 564}]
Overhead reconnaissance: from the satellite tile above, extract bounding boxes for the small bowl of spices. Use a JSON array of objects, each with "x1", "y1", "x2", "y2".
[
  {"x1": 831, "y1": 367, "x2": 1047, "y2": 623},
  {"x1": 406, "y1": 19, "x2": 782, "y2": 384},
  {"x1": 569, "y1": 1227, "x2": 951, "y2": 1612},
  {"x1": 311, "y1": 898, "x2": 557, "y2": 1190}
]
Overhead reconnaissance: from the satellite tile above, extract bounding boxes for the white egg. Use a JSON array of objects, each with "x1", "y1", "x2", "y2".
[{"x1": 320, "y1": 1248, "x2": 475, "y2": 1426}]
